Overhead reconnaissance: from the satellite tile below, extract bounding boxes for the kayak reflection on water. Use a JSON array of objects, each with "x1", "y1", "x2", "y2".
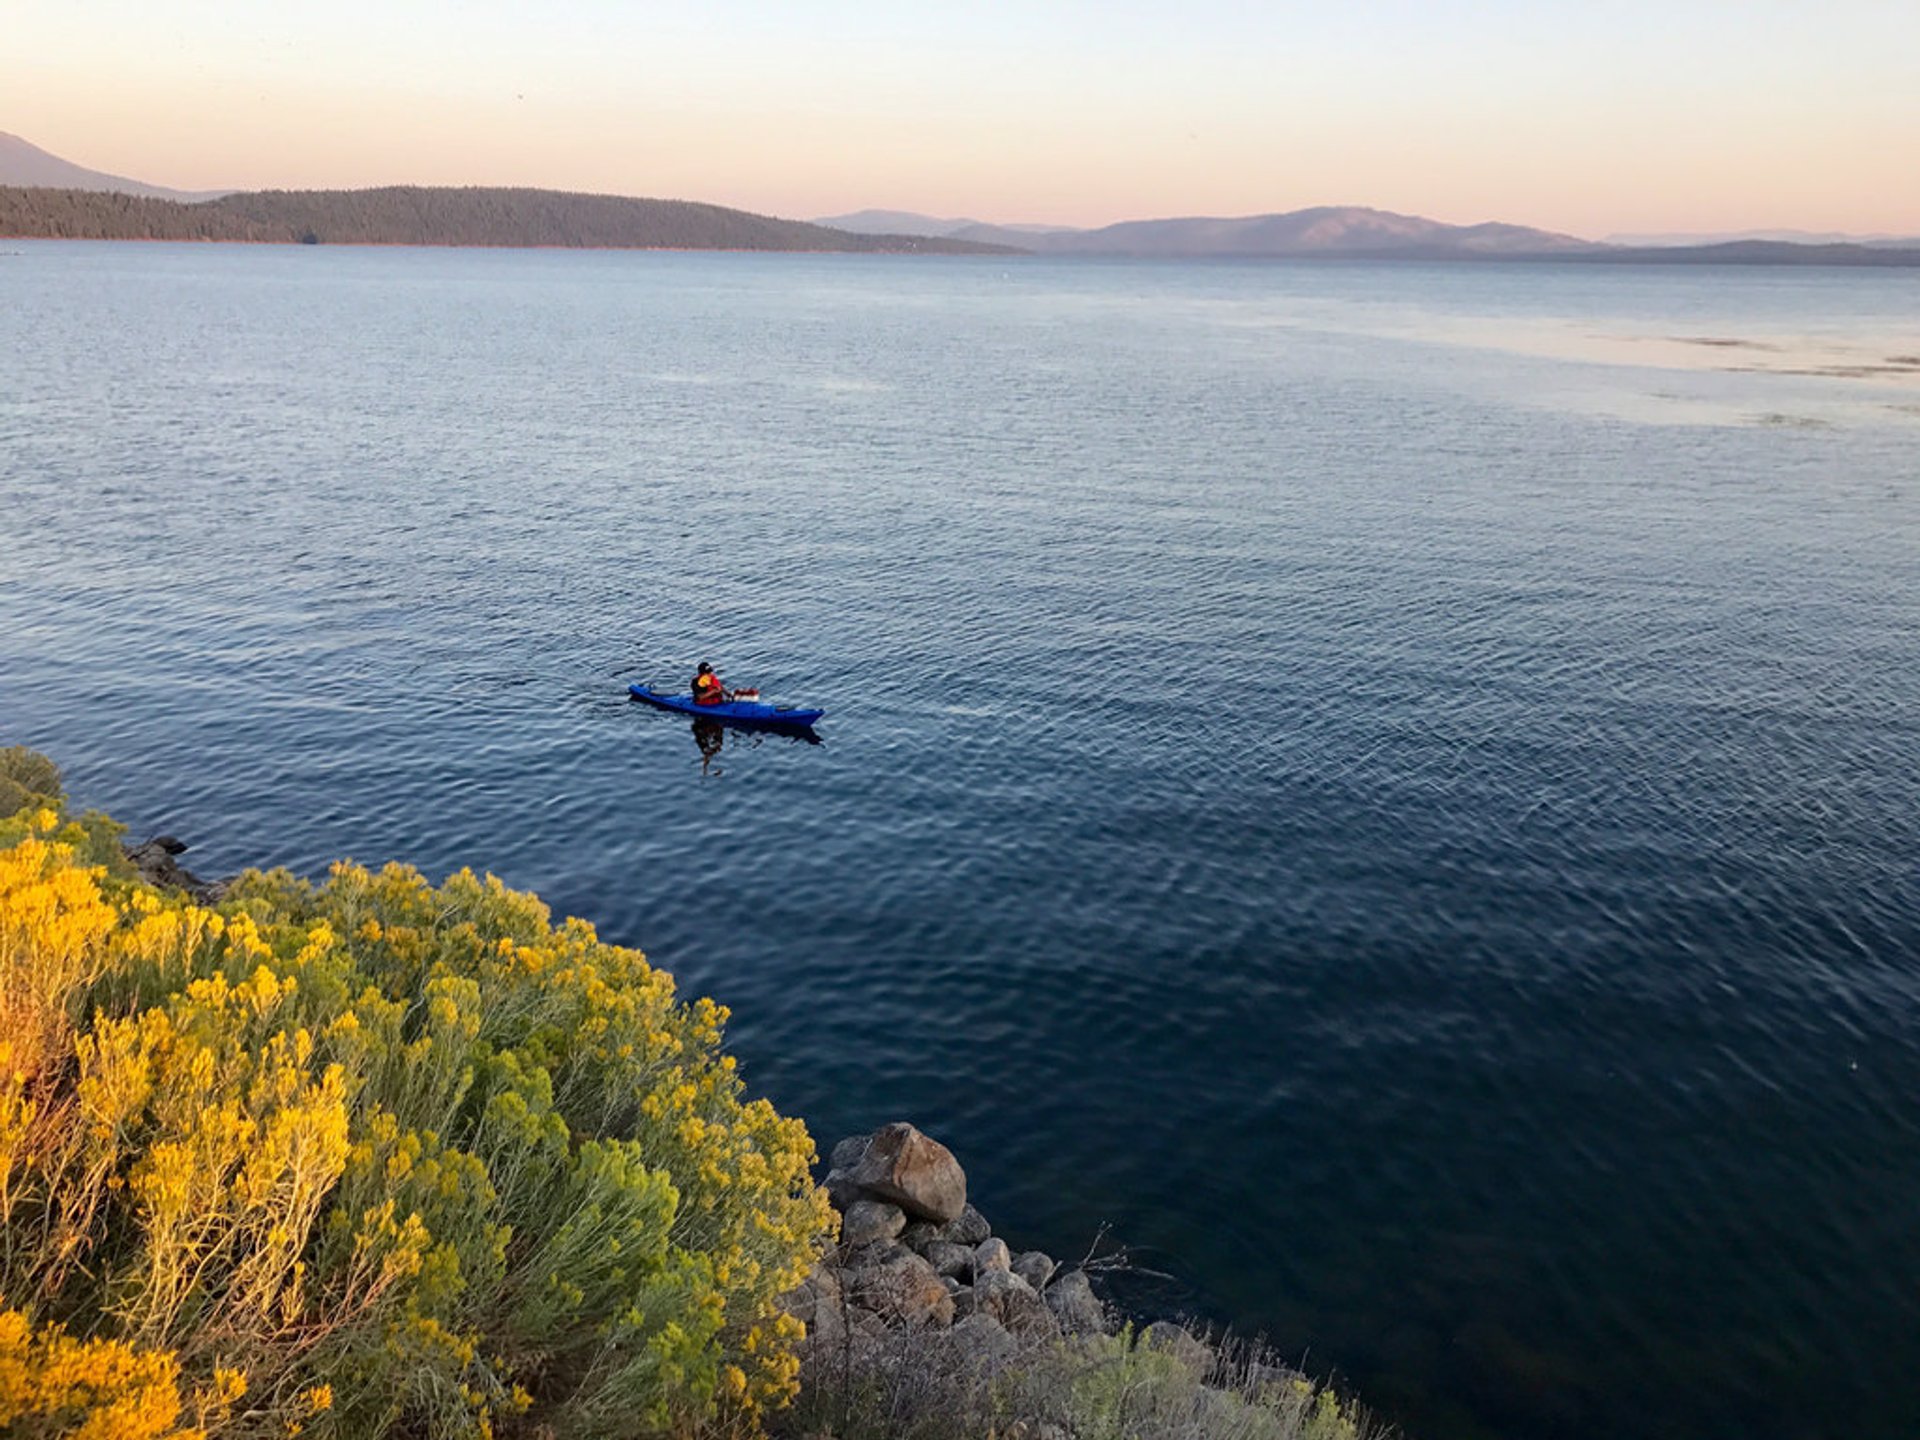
[
  {"x1": 690, "y1": 716, "x2": 821, "y2": 777},
  {"x1": 693, "y1": 718, "x2": 724, "y2": 775}
]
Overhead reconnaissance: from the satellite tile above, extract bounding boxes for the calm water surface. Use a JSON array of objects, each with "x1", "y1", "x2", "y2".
[{"x1": 4, "y1": 243, "x2": 1919, "y2": 1440}]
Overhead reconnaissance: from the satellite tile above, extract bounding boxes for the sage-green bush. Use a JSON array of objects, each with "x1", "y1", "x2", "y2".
[{"x1": 1, "y1": 752, "x2": 832, "y2": 1439}]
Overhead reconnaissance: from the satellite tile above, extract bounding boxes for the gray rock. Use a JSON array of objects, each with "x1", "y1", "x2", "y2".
[
  {"x1": 906, "y1": 1205, "x2": 990, "y2": 1250},
  {"x1": 839, "y1": 1199, "x2": 907, "y2": 1248},
  {"x1": 846, "y1": 1121, "x2": 967, "y2": 1223},
  {"x1": 900, "y1": 1220, "x2": 944, "y2": 1254},
  {"x1": 946, "y1": 1203, "x2": 992, "y2": 1245},
  {"x1": 838, "y1": 1238, "x2": 905, "y2": 1272},
  {"x1": 971, "y1": 1268, "x2": 1057, "y2": 1338},
  {"x1": 973, "y1": 1237, "x2": 1012, "y2": 1275},
  {"x1": 829, "y1": 1133, "x2": 872, "y2": 1172},
  {"x1": 1012, "y1": 1249, "x2": 1056, "y2": 1292},
  {"x1": 1141, "y1": 1320, "x2": 1213, "y2": 1379},
  {"x1": 844, "y1": 1245, "x2": 954, "y2": 1329},
  {"x1": 923, "y1": 1239, "x2": 975, "y2": 1278},
  {"x1": 941, "y1": 1275, "x2": 962, "y2": 1295},
  {"x1": 1043, "y1": 1268, "x2": 1107, "y2": 1336},
  {"x1": 124, "y1": 836, "x2": 223, "y2": 902}
]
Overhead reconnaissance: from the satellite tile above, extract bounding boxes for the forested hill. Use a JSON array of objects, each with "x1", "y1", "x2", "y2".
[{"x1": 0, "y1": 184, "x2": 1018, "y2": 253}]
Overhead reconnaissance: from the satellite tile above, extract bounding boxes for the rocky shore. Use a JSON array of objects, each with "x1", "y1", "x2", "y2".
[
  {"x1": 123, "y1": 831, "x2": 225, "y2": 902},
  {"x1": 104, "y1": 823, "x2": 1371, "y2": 1439},
  {"x1": 773, "y1": 1122, "x2": 1348, "y2": 1440},
  {"x1": 785, "y1": 1123, "x2": 1113, "y2": 1353}
]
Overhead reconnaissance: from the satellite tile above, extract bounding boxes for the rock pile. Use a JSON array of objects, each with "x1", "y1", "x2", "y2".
[
  {"x1": 782, "y1": 1122, "x2": 1114, "y2": 1362},
  {"x1": 124, "y1": 834, "x2": 224, "y2": 903}
]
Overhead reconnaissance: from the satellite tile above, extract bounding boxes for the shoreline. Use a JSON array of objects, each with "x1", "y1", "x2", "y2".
[
  {"x1": 101, "y1": 823, "x2": 1382, "y2": 1438},
  {"x1": 0, "y1": 233, "x2": 1010, "y2": 256},
  {"x1": 6, "y1": 230, "x2": 1920, "y2": 268}
]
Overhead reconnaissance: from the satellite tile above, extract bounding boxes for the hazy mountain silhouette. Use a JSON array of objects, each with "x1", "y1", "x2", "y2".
[
  {"x1": 0, "y1": 131, "x2": 228, "y2": 201},
  {"x1": 1607, "y1": 227, "x2": 1920, "y2": 248},
  {"x1": 817, "y1": 204, "x2": 1598, "y2": 256},
  {"x1": 816, "y1": 208, "x2": 1083, "y2": 238},
  {"x1": 1030, "y1": 206, "x2": 1598, "y2": 256},
  {"x1": 0, "y1": 183, "x2": 1015, "y2": 252},
  {"x1": 827, "y1": 206, "x2": 1920, "y2": 264},
  {"x1": 5, "y1": 133, "x2": 1913, "y2": 263}
]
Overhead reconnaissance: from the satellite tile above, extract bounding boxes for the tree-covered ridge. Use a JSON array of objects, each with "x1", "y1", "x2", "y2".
[
  {"x1": 0, "y1": 185, "x2": 1020, "y2": 253},
  {"x1": 0, "y1": 747, "x2": 832, "y2": 1439}
]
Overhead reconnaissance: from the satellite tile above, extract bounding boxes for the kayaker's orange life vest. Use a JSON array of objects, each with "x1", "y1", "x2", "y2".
[{"x1": 693, "y1": 672, "x2": 723, "y2": 704}]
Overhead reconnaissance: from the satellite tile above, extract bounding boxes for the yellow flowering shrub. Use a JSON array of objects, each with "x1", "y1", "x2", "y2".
[
  {"x1": 0, "y1": 1304, "x2": 243, "y2": 1440},
  {"x1": 0, "y1": 752, "x2": 831, "y2": 1439}
]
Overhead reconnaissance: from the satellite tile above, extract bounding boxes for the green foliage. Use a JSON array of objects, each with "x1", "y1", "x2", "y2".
[
  {"x1": 0, "y1": 747, "x2": 63, "y2": 818},
  {"x1": 784, "y1": 1325, "x2": 1381, "y2": 1440},
  {"x1": 0, "y1": 749, "x2": 127, "y2": 876},
  {"x1": 1045, "y1": 1329, "x2": 1367, "y2": 1440},
  {"x1": 1, "y1": 750, "x2": 832, "y2": 1439}
]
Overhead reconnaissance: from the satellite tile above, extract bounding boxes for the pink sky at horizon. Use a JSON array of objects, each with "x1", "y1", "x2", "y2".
[{"x1": 8, "y1": 1, "x2": 1918, "y2": 239}]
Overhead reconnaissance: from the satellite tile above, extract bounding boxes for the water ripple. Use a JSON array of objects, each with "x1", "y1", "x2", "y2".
[{"x1": 4, "y1": 244, "x2": 1919, "y2": 1440}]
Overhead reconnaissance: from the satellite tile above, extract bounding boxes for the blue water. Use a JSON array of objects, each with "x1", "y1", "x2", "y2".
[{"x1": 4, "y1": 241, "x2": 1919, "y2": 1440}]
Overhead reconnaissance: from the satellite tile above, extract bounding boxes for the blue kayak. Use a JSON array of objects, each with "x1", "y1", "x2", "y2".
[{"x1": 628, "y1": 683, "x2": 824, "y2": 728}]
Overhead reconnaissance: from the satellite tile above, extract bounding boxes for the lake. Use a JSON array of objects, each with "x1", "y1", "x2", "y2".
[{"x1": 3, "y1": 241, "x2": 1918, "y2": 1440}]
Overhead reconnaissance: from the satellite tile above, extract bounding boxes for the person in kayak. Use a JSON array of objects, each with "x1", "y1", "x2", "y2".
[{"x1": 692, "y1": 662, "x2": 728, "y2": 705}]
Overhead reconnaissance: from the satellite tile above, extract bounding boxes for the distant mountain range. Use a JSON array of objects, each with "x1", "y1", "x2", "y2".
[
  {"x1": 815, "y1": 208, "x2": 1081, "y2": 238},
  {"x1": 4, "y1": 131, "x2": 1917, "y2": 264},
  {"x1": 1034, "y1": 208, "x2": 1593, "y2": 257},
  {"x1": 0, "y1": 130, "x2": 229, "y2": 202},
  {"x1": 1606, "y1": 227, "x2": 1920, "y2": 248},
  {"x1": 0, "y1": 184, "x2": 1010, "y2": 253},
  {"x1": 818, "y1": 205, "x2": 1598, "y2": 256},
  {"x1": 818, "y1": 205, "x2": 1920, "y2": 263}
]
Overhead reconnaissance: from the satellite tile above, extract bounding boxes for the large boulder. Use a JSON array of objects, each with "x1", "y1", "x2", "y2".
[
  {"x1": 845, "y1": 1122, "x2": 967, "y2": 1223},
  {"x1": 844, "y1": 1244, "x2": 955, "y2": 1329},
  {"x1": 1043, "y1": 1268, "x2": 1107, "y2": 1336},
  {"x1": 830, "y1": 1134, "x2": 873, "y2": 1171}
]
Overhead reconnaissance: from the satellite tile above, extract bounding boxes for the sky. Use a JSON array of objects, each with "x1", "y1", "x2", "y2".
[{"x1": 7, "y1": 0, "x2": 1919, "y2": 237}]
